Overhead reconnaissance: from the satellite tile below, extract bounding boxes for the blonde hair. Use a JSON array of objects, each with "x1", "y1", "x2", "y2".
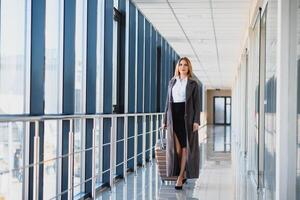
[{"x1": 174, "y1": 57, "x2": 193, "y2": 78}]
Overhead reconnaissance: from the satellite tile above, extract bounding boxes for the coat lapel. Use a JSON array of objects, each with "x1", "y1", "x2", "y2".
[
  {"x1": 185, "y1": 79, "x2": 194, "y2": 101},
  {"x1": 168, "y1": 78, "x2": 176, "y2": 102}
]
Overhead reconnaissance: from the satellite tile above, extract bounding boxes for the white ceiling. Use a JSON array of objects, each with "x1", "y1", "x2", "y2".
[{"x1": 132, "y1": 0, "x2": 252, "y2": 89}]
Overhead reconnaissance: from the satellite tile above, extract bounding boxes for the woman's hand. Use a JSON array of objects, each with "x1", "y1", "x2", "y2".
[
  {"x1": 162, "y1": 123, "x2": 167, "y2": 129},
  {"x1": 193, "y1": 123, "x2": 199, "y2": 132}
]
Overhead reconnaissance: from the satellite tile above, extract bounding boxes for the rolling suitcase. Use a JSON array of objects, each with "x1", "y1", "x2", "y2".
[{"x1": 155, "y1": 128, "x2": 177, "y2": 182}]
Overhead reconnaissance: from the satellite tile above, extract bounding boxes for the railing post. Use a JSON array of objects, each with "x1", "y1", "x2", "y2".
[
  {"x1": 92, "y1": 118, "x2": 97, "y2": 198},
  {"x1": 123, "y1": 115, "x2": 128, "y2": 182},
  {"x1": 33, "y1": 121, "x2": 40, "y2": 200},
  {"x1": 110, "y1": 116, "x2": 117, "y2": 186},
  {"x1": 134, "y1": 115, "x2": 138, "y2": 174},
  {"x1": 99, "y1": 117, "x2": 103, "y2": 184},
  {"x1": 149, "y1": 115, "x2": 153, "y2": 162},
  {"x1": 142, "y1": 115, "x2": 146, "y2": 167},
  {"x1": 68, "y1": 119, "x2": 74, "y2": 200}
]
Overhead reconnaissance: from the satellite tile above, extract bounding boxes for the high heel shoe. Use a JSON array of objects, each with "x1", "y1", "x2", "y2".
[
  {"x1": 175, "y1": 179, "x2": 184, "y2": 190},
  {"x1": 183, "y1": 178, "x2": 187, "y2": 184},
  {"x1": 175, "y1": 186, "x2": 182, "y2": 190},
  {"x1": 175, "y1": 185, "x2": 183, "y2": 190}
]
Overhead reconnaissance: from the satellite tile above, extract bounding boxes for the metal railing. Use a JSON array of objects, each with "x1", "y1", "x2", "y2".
[{"x1": 0, "y1": 112, "x2": 164, "y2": 200}]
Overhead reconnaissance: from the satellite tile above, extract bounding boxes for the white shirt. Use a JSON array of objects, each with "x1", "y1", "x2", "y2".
[{"x1": 172, "y1": 76, "x2": 188, "y2": 103}]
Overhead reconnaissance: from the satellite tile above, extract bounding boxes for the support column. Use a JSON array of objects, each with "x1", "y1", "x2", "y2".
[
  {"x1": 276, "y1": 0, "x2": 297, "y2": 199},
  {"x1": 61, "y1": 0, "x2": 76, "y2": 199},
  {"x1": 29, "y1": 0, "x2": 45, "y2": 199},
  {"x1": 85, "y1": 0, "x2": 98, "y2": 195}
]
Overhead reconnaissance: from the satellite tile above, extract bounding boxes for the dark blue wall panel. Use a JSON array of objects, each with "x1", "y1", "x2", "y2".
[
  {"x1": 103, "y1": 0, "x2": 113, "y2": 185},
  {"x1": 29, "y1": 0, "x2": 46, "y2": 199},
  {"x1": 144, "y1": 21, "x2": 151, "y2": 160},
  {"x1": 144, "y1": 20, "x2": 151, "y2": 113},
  {"x1": 61, "y1": 0, "x2": 76, "y2": 199},
  {"x1": 127, "y1": 117, "x2": 135, "y2": 169},
  {"x1": 164, "y1": 41, "x2": 168, "y2": 104},
  {"x1": 127, "y1": 1, "x2": 136, "y2": 170},
  {"x1": 156, "y1": 34, "x2": 162, "y2": 112},
  {"x1": 160, "y1": 39, "x2": 165, "y2": 112},
  {"x1": 103, "y1": 0, "x2": 113, "y2": 114},
  {"x1": 30, "y1": 0, "x2": 45, "y2": 116},
  {"x1": 151, "y1": 27, "x2": 157, "y2": 113},
  {"x1": 115, "y1": 0, "x2": 126, "y2": 178},
  {"x1": 136, "y1": 12, "x2": 144, "y2": 164},
  {"x1": 137, "y1": 12, "x2": 144, "y2": 113},
  {"x1": 116, "y1": 118, "x2": 124, "y2": 176},
  {"x1": 85, "y1": 0, "x2": 98, "y2": 195},
  {"x1": 137, "y1": 116, "x2": 143, "y2": 164},
  {"x1": 128, "y1": 1, "x2": 136, "y2": 114},
  {"x1": 151, "y1": 27, "x2": 157, "y2": 157}
]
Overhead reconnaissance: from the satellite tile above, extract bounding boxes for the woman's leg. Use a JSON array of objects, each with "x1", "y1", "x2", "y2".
[
  {"x1": 178, "y1": 148, "x2": 187, "y2": 180},
  {"x1": 175, "y1": 140, "x2": 187, "y2": 187},
  {"x1": 174, "y1": 133, "x2": 182, "y2": 163}
]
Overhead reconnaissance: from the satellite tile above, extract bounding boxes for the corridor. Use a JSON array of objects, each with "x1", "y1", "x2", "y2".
[
  {"x1": 0, "y1": 0, "x2": 299, "y2": 199},
  {"x1": 97, "y1": 125, "x2": 233, "y2": 200}
]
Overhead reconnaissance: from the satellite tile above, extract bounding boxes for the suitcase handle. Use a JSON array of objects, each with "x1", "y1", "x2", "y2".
[{"x1": 158, "y1": 127, "x2": 166, "y2": 149}]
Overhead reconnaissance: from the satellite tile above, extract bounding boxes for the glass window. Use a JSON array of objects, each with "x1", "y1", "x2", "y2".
[
  {"x1": 74, "y1": 0, "x2": 87, "y2": 115},
  {"x1": 95, "y1": 119, "x2": 101, "y2": 185},
  {"x1": 226, "y1": 104, "x2": 231, "y2": 124},
  {"x1": 226, "y1": 97, "x2": 231, "y2": 125},
  {"x1": 0, "y1": 0, "x2": 30, "y2": 199},
  {"x1": 0, "y1": 0, "x2": 30, "y2": 115},
  {"x1": 43, "y1": 0, "x2": 64, "y2": 199},
  {"x1": 263, "y1": 2, "x2": 277, "y2": 200},
  {"x1": 95, "y1": 0, "x2": 104, "y2": 187},
  {"x1": 112, "y1": 7, "x2": 120, "y2": 113},
  {"x1": 248, "y1": 12, "x2": 261, "y2": 184},
  {"x1": 96, "y1": 0, "x2": 104, "y2": 114},
  {"x1": 214, "y1": 97, "x2": 225, "y2": 124},
  {"x1": 96, "y1": 0, "x2": 104, "y2": 186},
  {"x1": 0, "y1": 122, "x2": 26, "y2": 199},
  {"x1": 44, "y1": 0, "x2": 63, "y2": 114},
  {"x1": 226, "y1": 97, "x2": 231, "y2": 104},
  {"x1": 213, "y1": 97, "x2": 231, "y2": 125},
  {"x1": 114, "y1": 0, "x2": 118, "y2": 9},
  {"x1": 43, "y1": 120, "x2": 60, "y2": 199},
  {"x1": 74, "y1": 0, "x2": 87, "y2": 196}
]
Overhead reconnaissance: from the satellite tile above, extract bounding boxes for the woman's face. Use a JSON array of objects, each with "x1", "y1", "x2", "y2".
[{"x1": 179, "y1": 59, "x2": 189, "y2": 76}]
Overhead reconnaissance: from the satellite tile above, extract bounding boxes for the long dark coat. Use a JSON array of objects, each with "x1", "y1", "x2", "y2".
[{"x1": 163, "y1": 77, "x2": 200, "y2": 179}]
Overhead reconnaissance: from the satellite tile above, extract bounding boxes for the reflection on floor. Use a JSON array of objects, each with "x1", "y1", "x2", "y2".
[
  {"x1": 96, "y1": 125, "x2": 233, "y2": 200},
  {"x1": 207, "y1": 126, "x2": 231, "y2": 161}
]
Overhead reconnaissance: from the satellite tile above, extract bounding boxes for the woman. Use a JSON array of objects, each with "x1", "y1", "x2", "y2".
[{"x1": 163, "y1": 57, "x2": 200, "y2": 190}]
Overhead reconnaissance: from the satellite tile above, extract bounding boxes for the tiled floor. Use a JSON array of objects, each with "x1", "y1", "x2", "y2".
[{"x1": 96, "y1": 125, "x2": 233, "y2": 200}]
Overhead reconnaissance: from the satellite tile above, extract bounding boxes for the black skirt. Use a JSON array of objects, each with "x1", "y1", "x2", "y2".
[{"x1": 171, "y1": 102, "x2": 187, "y2": 148}]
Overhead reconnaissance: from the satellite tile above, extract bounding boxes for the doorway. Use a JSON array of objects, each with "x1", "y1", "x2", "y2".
[{"x1": 213, "y1": 96, "x2": 231, "y2": 125}]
